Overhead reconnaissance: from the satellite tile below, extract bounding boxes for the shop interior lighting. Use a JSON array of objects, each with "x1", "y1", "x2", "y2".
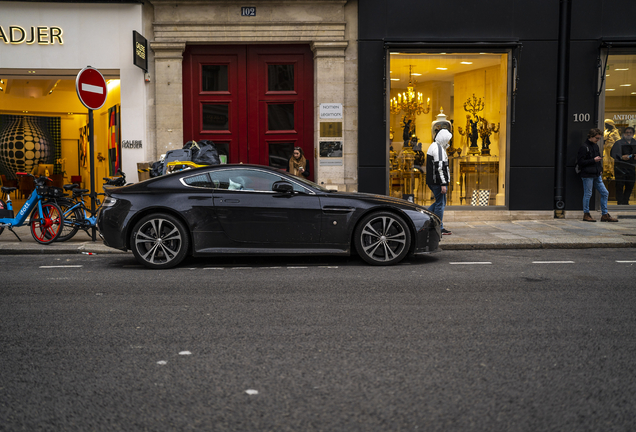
[
  {"x1": 0, "y1": 79, "x2": 4, "y2": 84},
  {"x1": 461, "y1": 62, "x2": 473, "y2": 64},
  {"x1": 411, "y1": 73, "x2": 422, "y2": 76},
  {"x1": 606, "y1": 88, "x2": 616, "y2": 91},
  {"x1": 436, "y1": 67, "x2": 447, "y2": 70},
  {"x1": 632, "y1": 92, "x2": 636, "y2": 95},
  {"x1": 390, "y1": 78, "x2": 399, "y2": 81},
  {"x1": 0, "y1": 87, "x2": 3, "y2": 91},
  {"x1": 620, "y1": 84, "x2": 632, "y2": 86},
  {"x1": 615, "y1": 68, "x2": 629, "y2": 71}
]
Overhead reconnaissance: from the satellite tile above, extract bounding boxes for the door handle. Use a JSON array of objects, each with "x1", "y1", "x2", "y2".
[
  {"x1": 224, "y1": 199, "x2": 240, "y2": 203},
  {"x1": 189, "y1": 196, "x2": 213, "y2": 200}
]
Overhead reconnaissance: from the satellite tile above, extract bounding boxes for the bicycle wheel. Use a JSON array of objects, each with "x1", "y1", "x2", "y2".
[
  {"x1": 55, "y1": 199, "x2": 82, "y2": 242},
  {"x1": 30, "y1": 202, "x2": 63, "y2": 245}
]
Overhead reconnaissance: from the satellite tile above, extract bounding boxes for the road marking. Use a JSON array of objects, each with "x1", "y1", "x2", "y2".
[
  {"x1": 203, "y1": 267, "x2": 225, "y2": 270},
  {"x1": 245, "y1": 389, "x2": 259, "y2": 395},
  {"x1": 532, "y1": 261, "x2": 575, "y2": 264},
  {"x1": 288, "y1": 266, "x2": 308, "y2": 269},
  {"x1": 616, "y1": 260, "x2": 636, "y2": 263},
  {"x1": 39, "y1": 265, "x2": 83, "y2": 268},
  {"x1": 449, "y1": 262, "x2": 492, "y2": 265},
  {"x1": 179, "y1": 351, "x2": 191, "y2": 356}
]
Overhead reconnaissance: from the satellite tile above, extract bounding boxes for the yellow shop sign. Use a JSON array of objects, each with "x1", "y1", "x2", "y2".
[{"x1": 0, "y1": 25, "x2": 64, "y2": 45}]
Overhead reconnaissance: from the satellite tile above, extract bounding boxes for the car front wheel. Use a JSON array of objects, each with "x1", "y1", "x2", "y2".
[
  {"x1": 354, "y1": 211, "x2": 411, "y2": 266},
  {"x1": 130, "y1": 213, "x2": 189, "y2": 269}
]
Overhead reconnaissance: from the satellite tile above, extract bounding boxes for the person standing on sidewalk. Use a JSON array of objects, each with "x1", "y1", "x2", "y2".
[
  {"x1": 610, "y1": 126, "x2": 636, "y2": 205},
  {"x1": 426, "y1": 128, "x2": 453, "y2": 235},
  {"x1": 577, "y1": 128, "x2": 618, "y2": 222}
]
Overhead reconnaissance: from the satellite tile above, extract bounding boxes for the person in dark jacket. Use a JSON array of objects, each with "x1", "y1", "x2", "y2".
[
  {"x1": 577, "y1": 128, "x2": 618, "y2": 222},
  {"x1": 426, "y1": 129, "x2": 452, "y2": 234},
  {"x1": 609, "y1": 126, "x2": 636, "y2": 205},
  {"x1": 287, "y1": 146, "x2": 310, "y2": 178}
]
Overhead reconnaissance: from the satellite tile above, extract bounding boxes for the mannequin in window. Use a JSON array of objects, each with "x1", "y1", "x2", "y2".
[
  {"x1": 604, "y1": 119, "x2": 621, "y2": 175},
  {"x1": 287, "y1": 147, "x2": 310, "y2": 178}
]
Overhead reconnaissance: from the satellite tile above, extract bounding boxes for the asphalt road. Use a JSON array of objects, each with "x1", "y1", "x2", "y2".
[{"x1": 1, "y1": 249, "x2": 635, "y2": 431}]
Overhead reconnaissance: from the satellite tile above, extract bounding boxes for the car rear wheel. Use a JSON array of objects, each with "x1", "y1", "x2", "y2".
[
  {"x1": 354, "y1": 211, "x2": 411, "y2": 265},
  {"x1": 130, "y1": 213, "x2": 189, "y2": 269}
]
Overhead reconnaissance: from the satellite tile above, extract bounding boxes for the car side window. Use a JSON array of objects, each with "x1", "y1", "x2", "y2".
[
  {"x1": 207, "y1": 169, "x2": 310, "y2": 193},
  {"x1": 183, "y1": 173, "x2": 212, "y2": 188}
]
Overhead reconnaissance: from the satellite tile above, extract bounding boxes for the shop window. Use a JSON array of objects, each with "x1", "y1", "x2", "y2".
[
  {"x1": 202, "y1": 65, "x2": 228, "y2": 92},
  {"x1": 268, "y1": 64, "x2": 294, "y2": 91},
  {"x1": 389, "y1": 52, "x2": 508, "y2": 207},
  {"x1": 602, "y1": 53, "x2": 636, "y2": 206},
  {"x1": 202, "y1": 104, "x2": 229, "y2": 131},
  {"x1": 268, "y1": 103, "x2": 294, "y2": 131}
]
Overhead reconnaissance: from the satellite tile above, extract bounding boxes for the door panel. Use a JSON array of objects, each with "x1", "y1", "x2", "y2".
[{"x1": 183, "y1": 45, "x2": 313, "y2": 178}]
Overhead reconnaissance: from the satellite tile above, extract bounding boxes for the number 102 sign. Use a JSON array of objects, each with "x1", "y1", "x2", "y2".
[{"x1": 241, "y1": 7, "x2": 256, "y2": 16}]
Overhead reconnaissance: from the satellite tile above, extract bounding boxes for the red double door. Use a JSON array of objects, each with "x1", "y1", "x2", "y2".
[{"x1": 183, "y1": 45, "x2": 314, "y2": 179}]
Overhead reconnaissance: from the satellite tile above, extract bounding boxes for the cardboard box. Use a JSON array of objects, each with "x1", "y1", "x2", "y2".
[{"x1": 137, "y1": 162, "x2": 152, "y2": 181}]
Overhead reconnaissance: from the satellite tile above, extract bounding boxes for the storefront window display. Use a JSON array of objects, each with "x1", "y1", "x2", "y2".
[
  {"x1": 388, "y1": 52, "x2": 509, "y2": 206},
  {"x1": 602, "y1": 53, "x2": 636, "y2": 206}
]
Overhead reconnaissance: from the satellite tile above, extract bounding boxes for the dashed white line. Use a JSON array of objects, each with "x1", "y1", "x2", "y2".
[
  {"x1": 532, "y1": 261, "x2": 575, "y2": 264},
  {"x1": 449, "y1": 262, "x2": 492, "y2": 265},
  {"x1": 39, "y1": 265, "x2": 83, "y2": 268},
  {"x1": 616, "y1": 260, "x2": 636, "y2": 263}
]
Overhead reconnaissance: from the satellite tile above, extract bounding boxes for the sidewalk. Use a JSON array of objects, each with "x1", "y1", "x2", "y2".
[{"x1": 1, "y1": 211, "x2": 635, "y2": 255}]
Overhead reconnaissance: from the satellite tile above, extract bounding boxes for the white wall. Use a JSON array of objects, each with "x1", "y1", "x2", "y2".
[{"x1": 0, "y1": 1, "x2": 148, "y2": 182}]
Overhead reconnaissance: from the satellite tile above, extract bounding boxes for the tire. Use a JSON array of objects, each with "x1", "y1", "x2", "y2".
[
  {"x1": 30, "y1": 202, "x2": 63, "y2": 245},
  {"x1": 130, "y1": 213, "x2": 189, "y2": 269},
  {"x1": 55, "y1": 199, "x2": 82, "y2": 242},
  {"x1": 354, "y1": 211, "x2": 411, "y2": 266}
]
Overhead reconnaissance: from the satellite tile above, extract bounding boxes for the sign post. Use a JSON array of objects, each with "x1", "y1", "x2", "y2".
[{"x1": 76, "y1": 66, "x2": 107, "y2": 241}]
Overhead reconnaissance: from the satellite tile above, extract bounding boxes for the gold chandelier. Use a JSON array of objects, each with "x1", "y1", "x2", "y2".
[{"x1": 390, "y1": 65, "x2": 430, "y2": 117}]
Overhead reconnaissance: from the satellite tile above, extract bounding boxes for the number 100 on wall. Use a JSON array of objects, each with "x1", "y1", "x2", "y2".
[{"x1": 573, "y1": 113, "x2": 591, "y2": 122}]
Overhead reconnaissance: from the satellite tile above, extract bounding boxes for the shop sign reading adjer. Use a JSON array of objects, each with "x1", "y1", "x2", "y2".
[{"x1": 0, "y1": 25, "x2": 63, "y2": 45}]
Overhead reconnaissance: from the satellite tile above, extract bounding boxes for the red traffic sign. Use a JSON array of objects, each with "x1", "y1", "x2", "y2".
[{"x1": 76, "y1": 66, "x2": 107, "y2": 110}]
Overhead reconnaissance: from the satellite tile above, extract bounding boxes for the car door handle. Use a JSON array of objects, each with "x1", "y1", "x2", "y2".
[{"x1": 224, "y1": 199, "x2": 240, "y2": 203}]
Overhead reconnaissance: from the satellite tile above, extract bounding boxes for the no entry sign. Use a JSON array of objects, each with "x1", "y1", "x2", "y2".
[{"x1": 76, "y1": 66, "x2": 107, "y2": 110}]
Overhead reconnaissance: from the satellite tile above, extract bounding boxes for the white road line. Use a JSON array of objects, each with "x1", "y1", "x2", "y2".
[
  {"x1": 616, "y1": 260, "x2": 636, "y2": 263},
  {"x1": 288, "y1": 266, "x2": 308, "y2": 269},
  {"x1": 203, "y1": 268, "x2": 225, "y2": 270},
  {"x1": 39, "y1": 265, "x2": 83, "y2": 268},
  {"x1": 449, "y1": 262, "x2": 492, "y2": 265},
  {"x1": 532, "y1": 261, "x2": 575, "y2": 264}
]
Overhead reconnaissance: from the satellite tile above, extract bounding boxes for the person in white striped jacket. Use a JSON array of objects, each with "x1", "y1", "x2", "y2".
[{"x1": 426, "y1": 129, "x2": 452, "y2": 235}]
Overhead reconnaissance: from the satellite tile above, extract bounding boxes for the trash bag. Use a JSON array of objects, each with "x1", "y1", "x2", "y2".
[
  {"x1": 150, "y1": 160, "x2": 164, "y2": 178},
  {"x1": 184, "y1": 140, "x2": 220, "y2": 166}
]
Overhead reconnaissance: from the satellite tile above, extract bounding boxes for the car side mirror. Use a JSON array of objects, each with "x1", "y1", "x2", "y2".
[{"x1": 272, "y1": 181, "x2": 294, "y2": 194}]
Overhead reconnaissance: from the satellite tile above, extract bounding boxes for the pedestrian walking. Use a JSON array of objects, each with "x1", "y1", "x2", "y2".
[{"x1": 577, "y1": 128, "x2": 618, "y2": 222}]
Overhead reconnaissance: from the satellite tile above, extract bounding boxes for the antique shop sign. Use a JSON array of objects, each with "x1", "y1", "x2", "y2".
[
  {"x1": 0, "y1": 25, "x2": 64, "y2": 45},
  {"x1": 133, "y1": 31, "x2": 148, "y2": 71},
  {"x1": 122, "y1": 140, "x2": 142, "y2": 149},
  {"x1": 613, "y1": 113, "x2": 636, "y2": 121},
  {"x1": 320, "y1": 103, "x2": 343, "y2": 119}
]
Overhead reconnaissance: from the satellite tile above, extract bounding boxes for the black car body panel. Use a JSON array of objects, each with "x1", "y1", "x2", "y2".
[{"x1": 97, "y1": 165, "x2": 441, "y2": 262}]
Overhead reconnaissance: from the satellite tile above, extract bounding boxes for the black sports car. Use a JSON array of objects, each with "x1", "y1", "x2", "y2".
[{"x1": 97, "y1": 164, "x2": 441, "y2": 269}]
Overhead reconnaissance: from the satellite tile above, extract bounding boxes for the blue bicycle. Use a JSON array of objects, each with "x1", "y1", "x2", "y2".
[
  {"x1": 0, "y1": 173, "x2": 64, "y2": 244},
  {"x1": 53, "y1": 170, "x2": 127, "y2": 242}
]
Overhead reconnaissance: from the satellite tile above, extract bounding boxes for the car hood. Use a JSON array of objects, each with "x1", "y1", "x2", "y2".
[{"x1": 326, "y1": 191, "x2": 432, "y2": 213}]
